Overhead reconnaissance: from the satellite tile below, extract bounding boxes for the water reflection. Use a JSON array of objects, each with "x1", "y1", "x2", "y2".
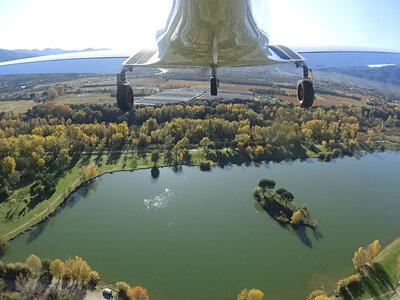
[{"x1": 151, "y1": 166, "x2": 160, "y2": 180}]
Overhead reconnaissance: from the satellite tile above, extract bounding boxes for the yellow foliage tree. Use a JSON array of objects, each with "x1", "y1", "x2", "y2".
[
  {"x1": 78, "y1": 165, "x2": 97, "y2": 183},
  {"x1": 290, "y1": 210, "x2": 303, "y2": 225},
  {"x1": 64, "y1": 256, "x2": 91, "y2": 283},
  {"x1": 238, "y1": 288, "x2": 264, "y2": 300},
  {"x1": 26, "y1": 254, "x2": 42, "y2": 274},
  {"x1": 314, "y1": 296, "x2": 329, "y2": 300},
  {"x1": 307, "y1": 290, "x2": 327, "y2": 300},
  {"x1": 352, "y1": 240, "x2": 381, "y2": 271},
  {"x1": 127, "y1": 286, "x2": 149, "y2": 300},
  {"x1": 50, "y1": 259, "x2": 65, "y2": 281},
  {"x1": 254, "y1": 145, "x2": 264, "y2": 156}
]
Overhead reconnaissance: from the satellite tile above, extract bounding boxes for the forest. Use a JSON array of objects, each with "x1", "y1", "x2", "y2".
[{"x1": 1, "y1": 98, "x2": 400, "y2": 201}]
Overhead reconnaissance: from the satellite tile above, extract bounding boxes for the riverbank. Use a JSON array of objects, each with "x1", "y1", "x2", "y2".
[{"x1": 333, "y1": 236, "x2": 400, "y2": 300}]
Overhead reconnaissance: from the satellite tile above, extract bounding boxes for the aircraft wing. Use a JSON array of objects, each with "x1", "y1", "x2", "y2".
[
  {"x1": 294, "y1": 46, "x2": 400, "y2": 69},
  {"x1": 0, "y1": 50, "x2": 132, "y2": 75}
]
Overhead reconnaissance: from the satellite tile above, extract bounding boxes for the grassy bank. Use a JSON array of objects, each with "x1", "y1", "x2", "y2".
[
  {"x1": 0, "y1": 150, "x2": 206, "y2": 241},
  {"x1": 335, "y1": 237, "x2": 400, "y2": 299}
]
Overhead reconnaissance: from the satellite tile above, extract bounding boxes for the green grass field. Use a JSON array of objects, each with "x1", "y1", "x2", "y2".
[{"x1": 0, "y1": 100, "x2": 37, "y2": 113}]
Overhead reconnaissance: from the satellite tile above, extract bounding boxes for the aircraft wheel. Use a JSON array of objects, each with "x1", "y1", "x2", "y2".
[
  {"x1": 211, "y1": 77, "x2": 218, "y2": 96},
  {"x1": 297, "y1": 79, "x2": 314, "y2": 108},
  {"x1": 117, "y1": 83, "x2": 134, "y2": 111}
]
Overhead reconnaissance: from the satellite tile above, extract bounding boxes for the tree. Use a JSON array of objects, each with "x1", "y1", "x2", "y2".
[
  {"x1": 50, "y1": 259, "x2": 65, "y2": 282},
  {"x1": 307, "y1": 290, "x2": 328, "y2": 300},
  {"x1": 314, "y1": 296, "x2": 329, "y2": 300},
  {"x1": 276, "y1": 188, "x2": 287, "y2": 196},
  {"x1": 1, "y1": 156, "x2": 16, "y2": 175},
  {"x1": 151, "y1": 150, "x2": 160, "y2": 166},
  {"x1": 258, "y1": 179, "x2": 276, "y2": 191},
  {"x1": 290, "y1": 210, "x2": 303, "y2": 225},
  {"x1": 199, "y1": 137, "x2": 211, "y2": 153},
  {"x1": 117, "y1": 282, "x2": 131, "y2": 298},
  {"x1": 25, "y1": 254, "x2": 42, "y2": 274},
  {"x1": 238, "y1": 288, "x2": 264, "y2": 300},
  {"x1": 88, "y1": 271, "x2": 100, "y2": 288},
  {"x1": 127, "y1": 286, "x2": 149, "y2": 300},
  {"x1": 64, "y1": 256, "x2": 91, "y2": 283},
  {"x1": 282, "y1": 191, "x2": 294, "y2": 202},
  {"x1": 352, "y1": 240, "x2": 381, "y2": 271}
]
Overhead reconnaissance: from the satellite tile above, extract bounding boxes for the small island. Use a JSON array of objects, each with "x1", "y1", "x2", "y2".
[{"x1": 253, "y1": 179, "x2": 317, "y2": 229}]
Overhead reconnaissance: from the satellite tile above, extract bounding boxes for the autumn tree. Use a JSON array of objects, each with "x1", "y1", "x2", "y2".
[
  {"x1": 50, "y1": 259, "x2": 65, "y2": 282},
  {"x1": 64, "y1": 256, "x2": 91, "y2": 283},
  {"x1": 290, "y1": 210, "x2": 303, "y2": 225},
  {"x1": 88, "y1": 271, "x2": 100, "y2": 288},
  {"x1": 307, "y1": 290, "x2": 328, "y2": 300},
  {"x1": 352, "y1": 240, "x2": 381, "y2": 271},
  {"x1": 1, "y1": 156, "x2": 16, "y2": 175},
  {"x1": 127, "y1": 286, "x2": 149, "y2": 300},
  {"x1": 117, "y1": 282, "x2": 131, "y2": 298},
  {"x1": 25, "y1": 254, "x2": 42, "y2": 274},
  {"x1": 78, "y1": 165, "x2": 97, "y2": 183},
  {"x1": 238, "y1": 288, "x2": 264, "y2": 300}
]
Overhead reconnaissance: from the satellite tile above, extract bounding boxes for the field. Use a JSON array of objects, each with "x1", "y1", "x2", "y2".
[{"x1": 0, "y1": 100, "x2": 37, "y2": 113}]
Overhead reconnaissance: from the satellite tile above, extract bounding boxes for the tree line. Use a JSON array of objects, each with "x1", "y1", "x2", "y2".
[{"x1": 1, "y1": 98, "x2": 400, "y2": 200}]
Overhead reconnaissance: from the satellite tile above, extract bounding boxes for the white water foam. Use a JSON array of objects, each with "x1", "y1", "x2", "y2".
[{"x1": 144, "y1": 188, "x2": 175, "y2": 210}]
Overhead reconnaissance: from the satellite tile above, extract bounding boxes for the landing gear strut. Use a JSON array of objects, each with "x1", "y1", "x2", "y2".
[
  {"x1": 210, "y1": 66, "x2": 219, "y2": 96},
  {"x1": 116, "y1": 66, "x2": 134, "y2": 112},
  {"x1": 296, "y1": 62, "x2": 314, "y2": 108}
]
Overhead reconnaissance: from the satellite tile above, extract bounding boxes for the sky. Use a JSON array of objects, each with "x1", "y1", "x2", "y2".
[{"x1": 0, "y1": 0, "x2": 400, "y2": 52}]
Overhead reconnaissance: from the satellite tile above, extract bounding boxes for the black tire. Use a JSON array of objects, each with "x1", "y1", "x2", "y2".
[
  {"x1": 297, "y1": 79, "x2": 314, "y2": 108},
  {"x1": 211, "y1": 77, "x2": 218, "y2": 96},
  {"x1": 116, "y1": 83, "x2": 134, "y2": 111}
]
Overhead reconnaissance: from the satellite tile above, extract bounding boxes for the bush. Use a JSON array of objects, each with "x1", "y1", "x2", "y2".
[
  {"x1": 199, "y1": 160, "x2": 211, "y2": 171},
  {"x1": 88, "y1": 271, "x2": 100, "y2": 289},
  {"x1": 317, "y1": 152, "x2": 325, "y2": 160},
  {"x1": 116, "y1": 281, "x2": 131, "y2": 298}
]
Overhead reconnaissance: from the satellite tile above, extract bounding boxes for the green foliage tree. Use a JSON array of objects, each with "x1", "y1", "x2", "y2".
[
  {"x1": 258, "y1": 179, "x2": 276, "y2": 191},
  {"x1": 151, "y1": 150, "x2": 160, "y2": 166},
  {"x1": 282, "y1": 191, "x2": 294, "y2": 202}
]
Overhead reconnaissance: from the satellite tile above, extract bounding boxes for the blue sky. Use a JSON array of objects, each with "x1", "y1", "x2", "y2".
[{"x1": 0, "y1": 0, "x2": 399, "y2": 51}]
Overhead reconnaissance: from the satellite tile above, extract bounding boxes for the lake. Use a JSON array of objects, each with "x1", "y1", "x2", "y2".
[{"x1": 3, "y1": 151, "x2": 400, "y2": 299}]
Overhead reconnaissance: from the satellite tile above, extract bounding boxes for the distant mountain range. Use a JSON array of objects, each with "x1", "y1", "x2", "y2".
[{"x1": 0, "y1": 48, "x2": 109, "y2": 63}]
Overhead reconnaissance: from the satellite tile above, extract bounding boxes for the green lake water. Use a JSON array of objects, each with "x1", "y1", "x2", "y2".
[{"x1": 3, "y1": 151, "x2": 400, "y2": 299}]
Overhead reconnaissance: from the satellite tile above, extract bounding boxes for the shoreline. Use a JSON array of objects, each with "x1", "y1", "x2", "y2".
[{"x1": 2, "y1": 148, "x2": 397, "y2": 242}]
